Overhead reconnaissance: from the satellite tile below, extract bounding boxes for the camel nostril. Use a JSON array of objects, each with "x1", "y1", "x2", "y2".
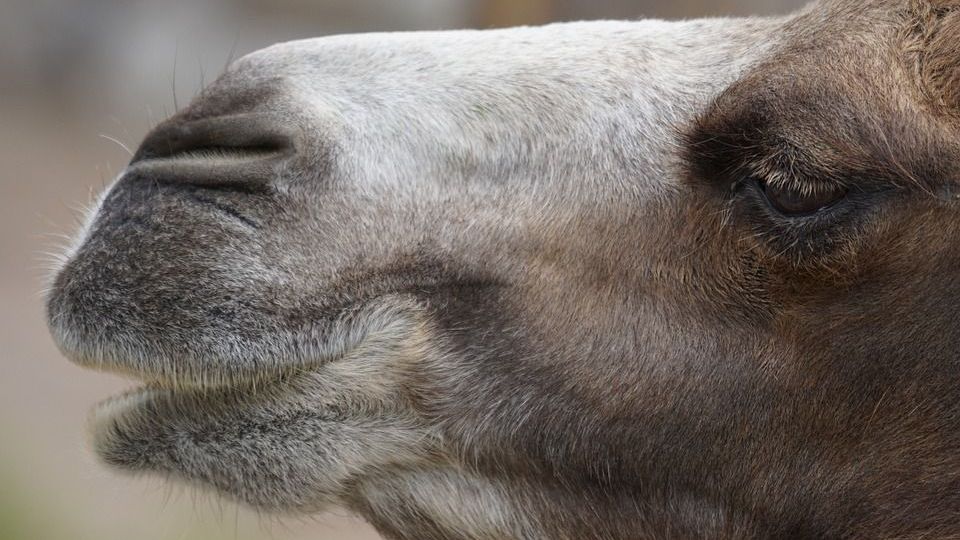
[
  {"x1": 128, "y1": 114, "x2": 295, "y2": 191},
  {"x1": 132, "y1": 114, "x2": 293, "y2": 163}
]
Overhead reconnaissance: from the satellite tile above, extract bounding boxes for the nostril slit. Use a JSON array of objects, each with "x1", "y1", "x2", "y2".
[
  {"x1": 131, "y1": 114, "x2": 294, "y2": 165},
  {"x1": 128, "y1": 114, "x2": 294, "y2": 191},
  {"x1": 148, "y1": 142, "x2": 286, "y2": 163}
]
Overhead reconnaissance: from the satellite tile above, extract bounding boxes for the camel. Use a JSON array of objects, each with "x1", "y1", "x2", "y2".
[{"x1": 45, "y1": 0, "x2": 960, "y2": 537}]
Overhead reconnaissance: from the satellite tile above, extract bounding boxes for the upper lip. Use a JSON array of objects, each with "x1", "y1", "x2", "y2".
[{"x1": 127, "y1": 113, "x2": 296, "y2": 192}]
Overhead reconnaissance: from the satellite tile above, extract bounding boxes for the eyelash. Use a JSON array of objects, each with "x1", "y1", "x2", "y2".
[{"x1": 729, "y1": 177, "x2": 858, "y2": 257}]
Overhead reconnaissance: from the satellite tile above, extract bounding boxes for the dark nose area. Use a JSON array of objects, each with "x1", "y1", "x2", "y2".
[{"x1": 128, "y1": 114, "x2": 295, "y2": 192}]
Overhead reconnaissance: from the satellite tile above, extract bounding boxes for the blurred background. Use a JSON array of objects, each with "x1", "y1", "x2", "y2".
[{"x1": 1, "y1": 0, "x2": 806, "y2": 538}]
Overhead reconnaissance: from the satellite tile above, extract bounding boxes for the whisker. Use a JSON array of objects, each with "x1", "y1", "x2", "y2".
[
  {"x1": 108, "y1": 115, "x2": 134, "y2": 147},
  {"x1": 99, "y1": 134, "x2": 133, "y2": 157},
  {"x1": 172, "y1": 40, "x2": 179, "y2": 112},
  {"x1": 146, "y1": 104, "x2": 156, "y2": 131},
  {"x1": 224, "y1": 38, "x2": 239, "y2": 73},
  {"x1": 198, "y1": 56, "x2": 206, "y2": 94}
]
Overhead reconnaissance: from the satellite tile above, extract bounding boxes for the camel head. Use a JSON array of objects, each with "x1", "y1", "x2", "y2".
[{"x1": 46, "y1": 1, "x2": 960, "y2": 537}]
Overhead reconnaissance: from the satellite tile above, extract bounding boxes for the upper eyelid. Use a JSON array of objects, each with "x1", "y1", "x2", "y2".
[{"x1": 738, "y1": 168, "x2": 851, "y2": 196}]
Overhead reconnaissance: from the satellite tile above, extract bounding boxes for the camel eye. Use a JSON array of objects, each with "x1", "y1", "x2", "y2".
[{"x1": 760, "y1": 180, "x2": 848, "y2": 216}]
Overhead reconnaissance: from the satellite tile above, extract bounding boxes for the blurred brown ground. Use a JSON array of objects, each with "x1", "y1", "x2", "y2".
[{"x1": 0, "y1": 0, "x2": 805, "y2": 538}]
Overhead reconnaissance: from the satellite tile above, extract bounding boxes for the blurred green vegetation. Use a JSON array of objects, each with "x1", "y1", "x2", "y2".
[
  {"x1": 0, "y1": 453, "x2": 258, "y2": 540},
  {"x1": 0, "y1": 464, "x2": 62, "y2": 540}
]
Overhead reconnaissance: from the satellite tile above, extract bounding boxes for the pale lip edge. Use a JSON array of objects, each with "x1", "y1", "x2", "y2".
[{"x1": 86, "y1": 385, "x2": 160, "y2": 449}]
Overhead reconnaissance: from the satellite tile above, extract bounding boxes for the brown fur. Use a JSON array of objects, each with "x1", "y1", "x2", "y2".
[
  {"x1": 45, "y1": 1, "x2": 960, "y2": 538},
  {"x1": 905, "y1": 0, "x2": 960, "y2": 117}
]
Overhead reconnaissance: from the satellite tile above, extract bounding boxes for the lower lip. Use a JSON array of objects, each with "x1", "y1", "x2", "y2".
[
  {"x1": 87, "y1": 373, "x2": 292, "y2": 432},
  {"x1": 86, "y1": 386, "x2": 158, "y2": 442}
]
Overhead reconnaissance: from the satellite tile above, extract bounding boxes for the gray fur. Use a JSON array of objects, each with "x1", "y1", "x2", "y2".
[{"x1": 47, "y1": 1, "x2": 960, "y2": 537}]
